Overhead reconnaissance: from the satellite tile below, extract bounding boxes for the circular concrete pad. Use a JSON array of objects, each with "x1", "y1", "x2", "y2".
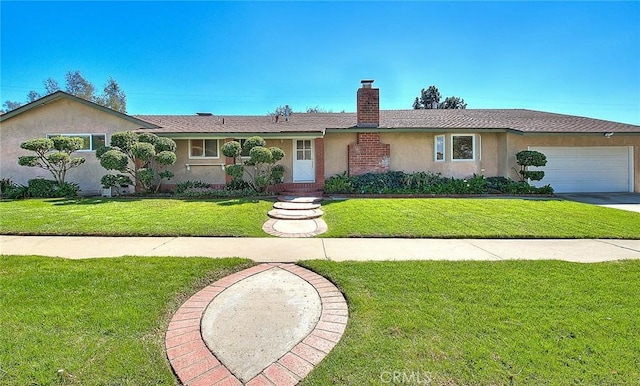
[
  {"x1": 273, "y1": 219, "x2": 319, "y2": 233},
  {"x1": 201, "y1": 267, "x2": 321, "y2": 383}
]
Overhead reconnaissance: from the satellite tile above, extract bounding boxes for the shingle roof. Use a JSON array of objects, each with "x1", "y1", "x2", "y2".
[
  {"x1": 134, "y1": 109, "x2": 640, "y2": 135},
  {"x1": 134, "y1": 113, "x2": 354, "y2": 134}
]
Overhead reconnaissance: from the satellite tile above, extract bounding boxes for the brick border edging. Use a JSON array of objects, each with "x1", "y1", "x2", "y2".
[{"x1": 165, "y1": 263, "x2": 348, "y2": 386}]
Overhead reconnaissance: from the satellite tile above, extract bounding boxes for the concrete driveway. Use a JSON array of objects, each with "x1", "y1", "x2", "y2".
[{"x1": 557, "y1": 193, "x2": 640, "y2": 213}]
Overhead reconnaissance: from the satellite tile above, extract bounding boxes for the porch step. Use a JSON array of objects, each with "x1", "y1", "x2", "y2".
[
  {"x1": 273, "y1": 202, "x2": 321, "y2": 210},
  {"x1": 277, "y1": 196, "x2": 323, "y2": 204},
  {"x1": 279, "y1": 190, "x2": 325, "y2": 197},
  {"x1": 267, "y1": 208, "x2": 324, "y2": 220}
]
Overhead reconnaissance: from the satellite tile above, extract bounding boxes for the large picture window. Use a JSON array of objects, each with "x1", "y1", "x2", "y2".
[
  {"x1": 189, "y1": 139, "x2": 219, "y2": 158},
  {"x1": 451, "y1": 134, "x2": 475, "y2": 161},
  {"x1": 434, "y1": 135, "x2": 445, "y2": 162},
  {"x1": 47, "y1": 133, "x2": 106, "y2": 151}
]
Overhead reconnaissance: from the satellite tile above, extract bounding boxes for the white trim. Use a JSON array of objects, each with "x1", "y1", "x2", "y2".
[
  {"x1": 451, "y1": 134, "x2": 476, "y2": 161},
  {"x1": 434, "y1": 134, "x2": 445, "y2": 162},
  {"x1": 188, "y1": 139, "x2": 220, "y2": 159}
]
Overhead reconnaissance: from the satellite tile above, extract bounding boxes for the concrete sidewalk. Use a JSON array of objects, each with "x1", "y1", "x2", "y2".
[{"x1": 2, "y1": 235, "x2": 640, "y2": 263}]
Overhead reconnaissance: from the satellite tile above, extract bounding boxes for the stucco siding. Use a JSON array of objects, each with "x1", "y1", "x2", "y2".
[
  {"x1": 324, "y1": 133, "x2": 356, "y2": 177},
  {"x1": 1, "y1": 98, "x2": 143, "y2": 195},
  {"x1": 505, "y1": 133, "x2": 639, "y2": 192},
  {"x1": 325, "y1": 131, "x2": 495, "y2": 179}
]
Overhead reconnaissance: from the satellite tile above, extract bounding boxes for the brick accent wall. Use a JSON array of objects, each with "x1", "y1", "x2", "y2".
[
  {"x1": 314, "y1": 137, "x2": 325, "y2": 185},
  {"x1": 356, "y1": 86, "x2": 379, "y2": 127},
  {"x1": 348, "y1": 133, "x2": 390, "y2": 176}
]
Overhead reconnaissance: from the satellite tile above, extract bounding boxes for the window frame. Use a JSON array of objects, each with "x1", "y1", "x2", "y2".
[
  {"x1": 189, "y1": 139, "x2": 220, "y2": 159},
  {"x1": 434, "y1": 134, "x2": 445, "y2": 162},
  {"x1": 46, "y1": 133, "x2": 106, "y2": 152},
  {"x1": 451, "y1": 134, "x2": 476, "y2": 161}
]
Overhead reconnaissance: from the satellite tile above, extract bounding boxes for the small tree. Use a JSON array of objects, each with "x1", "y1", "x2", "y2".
[
  {"x1": 18, "y1": 136, "x2": 86, "y2": 185},
  {"x1": 516, "y1": 150, "x2": 548, "y2": 182},
  {"x1": 221, "y1": 136, "x2": 285, "y2": 193},
  {"x1": 97, "y1": 131, "x2": 177, "y2": 192}
]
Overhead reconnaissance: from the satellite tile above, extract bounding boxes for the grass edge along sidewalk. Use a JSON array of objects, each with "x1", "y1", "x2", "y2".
[{"x1": 1, "y1": 197, "x2": 639, "y2": 239}]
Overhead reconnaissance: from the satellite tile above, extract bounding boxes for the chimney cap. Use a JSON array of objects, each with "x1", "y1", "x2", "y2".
[{"x1": 360, "y1": 79, "x2": 375, "y2": 88}]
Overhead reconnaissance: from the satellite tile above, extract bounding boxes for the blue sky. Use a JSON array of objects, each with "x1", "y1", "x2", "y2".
[{"x1": 1, "y1": 1, "x2": 639, "y2": 124}]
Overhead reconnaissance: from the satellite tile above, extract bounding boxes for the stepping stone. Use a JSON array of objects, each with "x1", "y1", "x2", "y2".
[
  {"x1": 201, "y1": 267, "x2": 322, "y2": 383},
  {"x1": 278, "y1": 196, "x2": 323, "y2": 204},
  {"x1": 268, "y1": 208, "x2": 324, "y2": 220},
  {"x1": 273, "y1": 201, "x2": 321, "y2": 210}
]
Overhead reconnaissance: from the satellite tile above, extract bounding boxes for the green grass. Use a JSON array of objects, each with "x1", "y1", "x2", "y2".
[
  {"x1": 2, "y1": 257, "x2": 639, "y2": 385},
  {"x1": 299, "y1": 260, "x2": 640, "y2": 385},
  {"x1": 1, "y1": 197, "x2": 638, "y2": 239},
  {"x1": 0, "y1": 198, "x2": 273, "y2": 237},
  {"x1": 0, "y1": 255, "x2": 252, "y2": 385},
  {"x1": 321, "y1": 198, "x2": 640, "y2": 238}
]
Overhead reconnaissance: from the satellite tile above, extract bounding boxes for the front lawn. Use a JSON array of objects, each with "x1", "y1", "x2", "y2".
[
  {"x1": 300, "y1": 260, "x2": 640, "y2": 385},
  {"x1": 322, "y1": 198, "x2": 640, "y2": 239},
  {"x1": 0, "y1": 198, "x2": 273, "y2": 237},
  {"x1": 1, "y1": 197, "x2": 638, "y2": 239},
  {"x1": 0, "y1": 255, "x2": 251, "y2": 385},
  {"x1": 3, "y1": 257, "x2": 638, "y2": 385}
]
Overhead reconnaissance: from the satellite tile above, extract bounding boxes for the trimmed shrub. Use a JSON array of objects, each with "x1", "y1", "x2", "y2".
[
  {"x1": 26, "y1": 178, "x2": 79, "y2": 198},
  {"x1": 325, "y1": 171, "x2": 549, "y2": 195}
]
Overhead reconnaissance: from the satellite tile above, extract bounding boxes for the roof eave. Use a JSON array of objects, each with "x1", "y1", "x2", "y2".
[{"x1": 0, "y1": 91, "x2": 160, "y2": 129}]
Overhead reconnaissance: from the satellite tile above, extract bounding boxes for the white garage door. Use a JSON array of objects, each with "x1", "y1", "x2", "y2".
[{"x1": 530, "y1": 146, "x2": 632, "y2": 193}]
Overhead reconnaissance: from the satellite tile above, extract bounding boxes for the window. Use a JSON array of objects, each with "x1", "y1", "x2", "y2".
[
  {"x1": 434, "y1": 135, "x2": 445, "y2": 162},
  {"x1": 296, "y1": 140, "x2": 312, "y2": 160},
  {"x1": 47, "y1": 133, "x2": 106, "y2": 151},
  {"x1": 451, "y1": 134, "x2": 475, "y2": 161},
  {"x1": 190, "y1": 139, "x2": 219, "y2": 158}
]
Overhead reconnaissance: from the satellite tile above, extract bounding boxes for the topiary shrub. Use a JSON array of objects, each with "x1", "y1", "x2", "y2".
[
  {"x1": 221, "y1": 136, "x2": 285, "y2": 193},
  {"x1": 18, "y1": 136, "x2": 85, "y2": 185},
  {"x1": 516, "y1": 150, "x2": 548, "y2": 182},
  {"x1": 97, "y1": 131, "x2": 177, "y2": 193}
]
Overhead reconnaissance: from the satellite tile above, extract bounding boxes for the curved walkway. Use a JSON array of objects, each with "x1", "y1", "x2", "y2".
[
  {"x1": 165, "y1": 263, "x2": 348, "y2": 386},
  {"x1": 262, "y1": 196, "x2": 327, "y2": 238}
]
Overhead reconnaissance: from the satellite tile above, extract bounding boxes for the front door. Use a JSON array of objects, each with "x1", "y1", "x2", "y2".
[{"x1": 293, "y1": 139, "x2": 315, "y2": 182}]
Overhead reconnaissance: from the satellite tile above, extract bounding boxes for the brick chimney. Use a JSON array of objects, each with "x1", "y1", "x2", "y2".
[
  {"x1": 349, "y1": 80, "x2": 389, "y2": 176},
  {"x1": 357, "y1": 80, "x2": 379, "y2": 127}
]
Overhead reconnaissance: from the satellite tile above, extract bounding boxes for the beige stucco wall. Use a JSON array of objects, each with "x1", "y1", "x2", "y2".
[
  {"x1": 0, "y1": 98, "x2": 143, "y2": 195},
  {"x1": 506, "y1": 133, "x2": 640, "y2": 192},
  {"x1": 167, "y1": 138, "x2": 295, "y2": 186},
  {"x1": 324, "y1": 131, "x2": 499, "y2": 179}
]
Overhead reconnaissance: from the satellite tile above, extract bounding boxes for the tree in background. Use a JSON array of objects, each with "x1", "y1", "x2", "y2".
[
  {"x1": 413, "y1": 85, "x2": 467, "y2": 109},
  {"x1": 65, "y1": 70, "x2": 96, "y2": 101},
  {"x1": 440, "y1": 96, "x2": 467, "y2": 109},
  {"x1": 97, "y1": 77, "x2": 127, "y2": 113},
  {"x1": 97, "y1": 132, "x2": 177, "y2": 193},
  {"x1": 17, "y1": 136, "x2": 86, "y2": 185},
  {"x1": 1, "y1": 71, "x2": 127, "y2": 113}
]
